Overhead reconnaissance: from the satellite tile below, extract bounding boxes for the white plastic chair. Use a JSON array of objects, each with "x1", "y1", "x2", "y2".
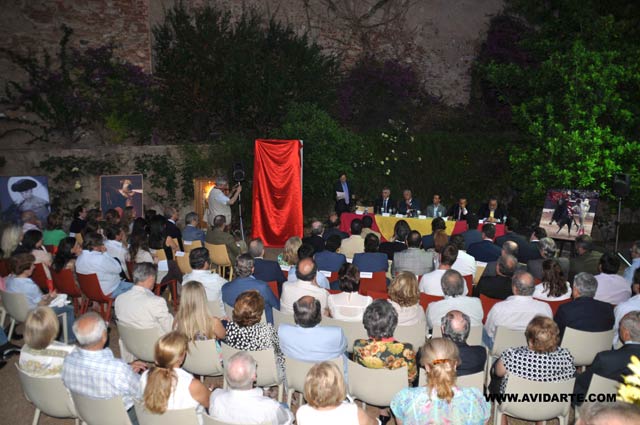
[
  {"x1": 321, "y1": 317, "x2": 368, "y2": 352},
  {"x1": 117, "y1": 322, "x2": 162, "y2": 363},
  {"x1": 574, "y1": 374, "x2": 620, "y2": 420},
  {"x1": 207, "y1": 301, "x2": 224, "y2": 318},
  {"x1": 394, "y1": 322, "x2": 427, "y2": 351},
  {"x1": 561, "y1": 327, "x2": 615, "y2": 367},
  {"x1": 16, "y1": 365, "x2": 79, "y2": 425},
  {"x1": 494, "y1": 375, "x2": 575, "y2": 425},
  {"x1": 284, "y1": 356, "x2": 344, "y2": 407},
  {"x1": 1, "y1": 290, "x2": 68, "y2": 343},
  {"x1": 134, "y1": 402, "x2": 199, "y2": 425},
  {"x1": 71, "y1": 392, "x2": 132, "y2": 425},
  {"x1": 202, "y1": 415, "x2": 270, "y2": 425},
  {"x1": 183, "y1": 339, "x2": 224, "y2": 382},
  {"x1": 220, "y1": 344, "x2": 284, "y2": 402},
  {"x1": 456, "y1": 370, "x2": 485, "y2": 390},
  {"x1": 272, "y1": 308, "x2": 296, "y2": 331},
  {"x1": 490, "y1": 326, "x2": 527, "y2": 358},
  {"x1": 347, "y1": 359, "x2": 408, "y2": 407}
]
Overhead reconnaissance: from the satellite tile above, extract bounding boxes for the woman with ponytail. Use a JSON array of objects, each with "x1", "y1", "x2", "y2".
[
  {"x1": 390, "y1": 338, "x2": 490, "y2": 425},
  {"x1": 140, "y1": 331, "x2": 210, "y2": 421}
]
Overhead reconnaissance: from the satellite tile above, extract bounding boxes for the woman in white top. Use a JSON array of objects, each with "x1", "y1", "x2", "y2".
[
  {"x1": 533, "y1": 258, "x2": 571, "y2": 301},
  {"x1": 297, "y1": 361, "x2": 377, "y2": 425},
  {"x1": 328, "y1": 263, "x2": 372, "y2": 321},
  {"x1": 388, "y1": 272, "x2": 425, "y2": 326},
  {"x1": 140, "y1": 331, "x2": 210, "y2": 421}
]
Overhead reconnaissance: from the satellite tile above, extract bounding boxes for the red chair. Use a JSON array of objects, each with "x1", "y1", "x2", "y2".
[
  {"x1": 44, "y1": 244, "x2": 58, "y2": 255},
  {"x1": 479, "y1": 294, "x2": 502, "y2": 324},
  {"x1": 359, "y1": 271, "x2": 387, "y2": 296},
  {"x1": 267, "y1": 280, "x2": 279, "y2": 299},
  {"x1": 419, "y1": 293, "x2": 444, "y2": 312},
  {"x1": 462, "y1": 275, "x2": 474, "y2": 295},
  {"x1": 51, "y1": 268, "x2": 84, "y2": 316},
  {"x1": 329, "y1": 272, "x2": 339, "y2": 282},
  {"x1": 155, "y1": 279, "x2": 179, "y2": 311},
  {"x1": 0, "y1": 258, "x2": 10, "y2": 277},
  {"x1": 125, "y1": 261, "x2": 135, "y2": 281},
  {"x1": 538, "y1": 298, "x2": 572, "y2": 316},
  {"x1": 77, "y1": 273, "x2": 115, "y2": 322},
  {"x1": 327, "y1": 289, "x2": 342, "y2": 295},
  {"x1": 367, "y1": 290, "x2": 390, "y2": 300},
  {"x1": 32, "y1": 263, "x2": 51, "y2": 292}
]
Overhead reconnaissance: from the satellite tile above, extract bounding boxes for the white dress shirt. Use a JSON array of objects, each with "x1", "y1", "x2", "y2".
[
  {"x1": 452, "y1": 250, "x2": 478, "y2": 279},
  {"x1": 207, "y1": 187, "x2": 232, "y2": 226},
  {"x1": 594, "y1": 273, "x2": 632, "y2": 305},
  {"x1": 75, "y1": 249, "x2": 123, "y2": 295},
  {"x1": 532, "y1": 281, "x2": 571, "y2": 301},
  {"x1": 328, "y1": 292, "x2": 372, "y2": 322},
  {"x1": 104, "y1": 239, "x2": 129, "y2": 277},
  {"x1": 484, "y1": 295, "x2": 552, "y2": 340},
  {"x1": 613, "y1": 294, "x2": 640, "y2": 345},
  {"x1": 419, "y1": 269, "x2": 469, "y2": 296},
  {"x1": 287, "y1": 266, "x2": 330, "y2": 289},
  {"x1": 426, "y1": 296, "x2": 483, "y2": 329},
  {"x1": 210, "y1": 388, "x2": 294, "y2": 425},
  {"x1": 280, "y1": 280, "x2": 329, "y2": 314},
  {"x1": 182, "y1": 269, "x2": 227, "y2": 310}
]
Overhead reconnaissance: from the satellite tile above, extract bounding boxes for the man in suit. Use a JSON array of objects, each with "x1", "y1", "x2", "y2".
[
  {"x1": 527, "y1": 226, "x2": 546, "y2": 260},
  {"x1": 302, "y1": 221, "x2": 325, "y2": 253},
  {"x1": 527, "y1": 237, "x2": 570, "y2": 280},
  {"x1": 495, "y1": 217, "x2": 537, "y2": 263},
  {"x1": 164, "y1": 206, "x2": 184, "y2": 251},
  {"x1": 477, "y1": 196, "x2": 507, "y2": 223},
  {"x1": 569, "y1": 235, "x2": 603, "y2": 282},
  {"x1": 314, "y1": 235, "x2": 347, "y2": 272},
  {"x1": 248, "y1": 238, "x2": 285, "y2": 292},
  {"x1": 473, "y1": 254, "x2": 518, "y2": 299},
  {"x1": 554, "y1": 272, "x2": 614, "y2": 340},
  {"x1": 447, "y1": 196, "x2": 470, "y2": 221},
  {"x1": 613, "y1": 274, "x2": 640, "y2": 345},
  {"x1": 206, "y1": 214, "x2": 243, "y2": 264},
  {"x1": 221, "y1": 254, "x2": 280, "y2": 324},
  {"x1": 481, "y1": 241, "x2": 522, "y2": 278},
  {"x1": 360, "y1": 215, "x2": 381, "y2": 240},
  {"x1": 353, "y1": 233, "x2": 389, "y2": 273},
  {"x1": 373, "y1": 186, "x2": 396, "y2": 214},
  {"x1": 379, "y1": 220, "x2": 410, "y2": 261},
  {"x1": 393, "y1": 230, "x2": 435, "y2": 277},
  {"x1": 574, "y1": 311, "x2": 640, "y2": 400},
  {"x1": 467, "y1": 223, "x2": 501, "y2": 263},
  {"x1": 421, "y1": 217, "x2": 447, "y2": 250},
  {"x1": 397, "y1": 189, "x2": 421, "y2": 216},
  {"x1": 182, "y1": 211, "x2": 205, "y2": 245},
  {"x1": 278, "y1": 295, "x2": 348, "y2": 367},
  {"x1": 334, "y1": 172, "x2": 354, "y2": 216},
  {"x1": 339, "y1": 218, "x2": 365, "y2": 259},
  {"x1": 322, "y1": 213, "x2": 349, "y2": 241},
  {"x1": 460, "y1": 213, "x2": 482, "y2": 250},
  {"x1": 441, "y1": 310, "x2": 486, "y2": 376},
  {"x1": 426, "y1": 194, "x2": 447, "y2": 218}
]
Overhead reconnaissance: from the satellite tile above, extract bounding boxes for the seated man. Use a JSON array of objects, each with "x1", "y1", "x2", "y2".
[
  {"x1": 302, "y1": 221, "x2": 325, "y2": 253},
  {"x1": 527, "y1": 237, "x2": 569, "y2": 280},
  {"x1": 450, "y1": 234, "x2": 477, "y2": 279},
  {"x1": 480, "y1": 241, "x2": 520, "y2": 278},
  {"x1": 393, "y1": 230, "x2": 435, "y2": 277},
  {"x1": 339, "y1": 219, "x2": 365, "y2": 259},
  {"x1": 206, "y1": 215, "x2": 243, "y2": 264},
  {"x1": 477, "y1": 196, "x2": 507, "y2": 223},
  {"x1": 280, "y1": 258, "x2": 329, "y2": 315},
  {"x1": 353, "y1": 233, "x2": 389, "y2": 273},
  {"x1": 569, "y1": 235, "x2": 603, "y2": 282},
  {"x1": 624, "y1": 241, "x2": 640, "y2": 284},
  {"x1": 460, "y1": 213, "x2": 482, "y2": 250},
  {"x1": 427, "y1": 270, "x2": 483, "y2": 329},
  {"x1": 164, "y1": 206, "x2": 184, "y2": 251},
  {"x1": 278, "y1": 296, "x2": 347, "y2": 364},
  {"x1": 484, "y1": 271, "x2": 552, "y2": 348},
  {"x1": 447, "y1": 196, "x2": 470, "y2": 222},
  {"x1": 441, "y1": 310, "x2": 486, "y2": 376},
  {"x1": 419, "y1": 245, "x2": 465, "y2": 296},
  {"x1": 360, "y1": 215, "x2": 381, "y2": 240},
  {"x1": 286, "y1": 244, "x2": 330, "y2": 289},
  {"x1": 62, "y1": 312, "x2": 146, "y2": 425},
  {"x1": 554, "y1": 272, "x2": 614, "y2": 340},
  {"x1": 397, "y1": 189, "x2": 420, "y2": 216},
  {"x1": 426, "y1": 194, "x2": 447, "y2": 218},
  {"x1": 576, "y1": 402, "x2": 640, "y2": 424},
  {"x1": 379, "y1": 220, "x2": 410, "y2": 261},
  {"x1": 473, "y1": 254, "x2": 518, "y2": 299},
  {"x1": 114, "y1": 262, "x2": 174, "y2": 361},
  {"x1": 21, "y1": 210, "x2": 41, "y2": 233},
  {"x1": 574, "y1": 311, "x2": 640, "y2": 400},
  {"x1": 467, "y1": 223, "x2": 501, "y2": 263},
  {"x1": 209, "y1": 351, "x2": 294, "y2": 424},
  {"x1": 248, "y1": 238, "x2": 285, "y2": 288},
  {"x1": 322, "y1": 213, "x2": 348, "y2": 241},
  {"x1": 182, "y1": 212, "x2": 205, "y2": 245},
  {"x1": 495, "y1": 217, "x2": 537, "y2": 263},
  {"x1": 613, "y1": 269, "x2": 640, "y2": 345},
  {"x1": 182, "y1": 247, "x2": 227, "y2": 310},
  {"x1": 373, "y1": 186, "x2": 395, "y2": 215},
  {"x1": 314, "y1": 234, "x2": 347, "y2": 272},
  {"x1": 594, "y1": 251, "x2": 631, "y2": 305},
  {"x1": 421, "y1": 217, "x2": 447, "y2": 250},
  {"x1": 75, "y1": 232, "x2": 134, "y2": 298},
  {"x1": 103, "y1": 224, "x2": 129, "y2": 278},
  {"x1": 221, "y1": 254, "x2": 279, "y2": 324}
]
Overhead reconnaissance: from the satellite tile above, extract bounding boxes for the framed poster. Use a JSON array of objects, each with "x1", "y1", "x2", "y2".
[
  {"x1": 0, "y1": 175, "x2": 50, "y2": 225},
  {"x1": 539, "y1": 189, "x2": 599, "y2": 241},
  {"x1": 100, "y1": 175, "x2": 144, "y2": 218}
]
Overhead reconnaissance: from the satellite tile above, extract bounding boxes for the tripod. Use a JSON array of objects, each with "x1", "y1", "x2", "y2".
[{"x1": 237, "y1": 190, "x2": 245, "y2": 242}]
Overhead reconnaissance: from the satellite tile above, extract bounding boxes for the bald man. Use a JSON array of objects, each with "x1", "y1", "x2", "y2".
[
  {"x1": 279, "y1": 258, "x2": 328, "y2": 314},
  {"x1": 441, "y1": 310, "x2": 486, "y2": 376}
]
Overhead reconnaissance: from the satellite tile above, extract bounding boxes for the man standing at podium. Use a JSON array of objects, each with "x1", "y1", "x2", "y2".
[{"x1": 334, "y1": 173, "x2": 354, "y2": 216}]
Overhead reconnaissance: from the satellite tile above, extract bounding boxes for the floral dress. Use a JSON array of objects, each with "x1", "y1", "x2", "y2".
[{"x1": 352, "y1": 338, "x2": 417, "y2": 384}]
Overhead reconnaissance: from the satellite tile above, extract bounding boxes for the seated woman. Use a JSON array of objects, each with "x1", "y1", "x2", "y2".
[
  {"x1": 5, "y1": 253, "x2": 75, "y2": 343},
  {"x1": 491, "y1": 316, "x2": 575, "y2": 395},
  {"x1": 327, "y1": 263, "x2": 372, "y2": 321},
  {"x1": 149, "y1": 214, "x2": 179, "y2": 260},
  {"x1": 388, "y1": 272, "x2": 425, "y2": 326},
  {"x1": 19, "y1": 306, "x2": 75, "y2": 376},
  {"x1": 533, "y1": 258, "x2": 571, "y2": 301},
  {"x1": 140, "y1": 331, "x2": 210, "y2": 421},
  {"x1": 0, "y1": 224, "x2": 22, "y2": 259},
  {"x1": 431, "y1": 229, "x2": 449, "y2": 268},
  {"x1": 296, "y1": 361, "x2": 377, "y2": 425},
  {"x1": 13, "y1": 229, "x2": 52, "y2": 279},
  {"x1": 352, "y1": 234, "x2": 389, "y2": 273},
  {"x1": 277, "y1": 236, "x2": 302, "y2": 268},
  {"x1": 174, "y1": 280, "x2": 225, "y2": 341},
  {"x1": 223, "y1": 290, "x2": 284, "y2": 379},
  {"x1": 52, "y1": 237, "x2": 82, "y2": 273},
  {"x1": 42, "y1": 212, "x2": 67, "y2": 249},
  {"x1": 391, "y1": 338, "x2": 490, "y2": 425},
  {"x1": 130, "y1": 231, "x2": 155, "y2": 264}
]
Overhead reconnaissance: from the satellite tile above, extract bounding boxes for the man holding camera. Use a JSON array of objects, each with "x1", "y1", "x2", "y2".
[{"x1": 207, "y1": 176, "x2": 242, "y2": 227}]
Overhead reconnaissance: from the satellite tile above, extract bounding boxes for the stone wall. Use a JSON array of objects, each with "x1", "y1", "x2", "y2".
[{"x1": 1, "y1": 0, "x2": 504, "y2": 106}]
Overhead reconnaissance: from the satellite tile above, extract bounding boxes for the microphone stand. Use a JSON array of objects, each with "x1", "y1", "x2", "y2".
[{"x1": 237, "y1": 187, "x2": 245, "y2": 243}]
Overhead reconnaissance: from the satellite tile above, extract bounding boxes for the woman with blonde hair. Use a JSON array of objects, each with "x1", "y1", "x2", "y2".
[
  {"x1": 296, "y1": 361, "x2": 377, "y2": 424},
  {"x1": 0, "y1": 224, "x2": 21, "y2": 259},
  {"x1": 140, "y1": 331, "x2": 210, "y2": 419},
  {"x1": 173, "y1": 281, "x2": 225, "y2": 341},
  {"x1": 391, "y1": 338, "x2": 490, "y2": 424},
  {"x1": 388, "y1": 272, "x2": 425, "y2": 326},
  {"x1": 277, "y1": 236, "x2": 302, "y2": 267}
]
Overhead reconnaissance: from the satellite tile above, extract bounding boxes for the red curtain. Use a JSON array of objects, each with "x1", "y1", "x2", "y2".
[{"x1": 252, "y1": 139, "x2": 303, "y2": 247}]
